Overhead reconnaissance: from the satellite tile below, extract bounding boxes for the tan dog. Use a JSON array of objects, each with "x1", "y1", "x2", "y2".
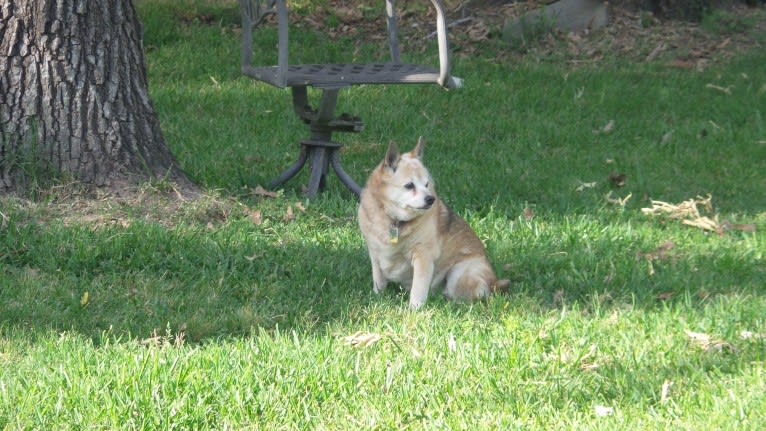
[{"x1": 358, "y1": 137, "x2": 509, "y2": 309}]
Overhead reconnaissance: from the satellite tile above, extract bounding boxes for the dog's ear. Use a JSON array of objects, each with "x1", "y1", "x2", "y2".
[
  {"x1": 384, "y1": 141, "x2": 400, "y2": 172},
  {"x1": 412, "y1": 136, "x2": 425, "y2": 160}
]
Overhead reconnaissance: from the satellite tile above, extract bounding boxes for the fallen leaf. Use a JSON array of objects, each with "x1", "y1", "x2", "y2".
[
  {"x1": 295, "y1": 202, "x2": 307, "y2": 213},
  {"x1": 467, "y1": 20, "x2": 490, "y2": 41},
  {"x1": 579, "y1": 344, "x2": 599, "y2": 371},
  {"x1": 602, "y1": 119, "x2": 615, "y2": 133},
  {"x1": 283, "y1": 205, "x2": 295, "y2": 222},
  {"x1": 706, "y1": 83, "x2": 732, "y2": 95},
  {"x1": 740, "y1": 330, "x2": 764, "y2": 340},
  {"x1": 646, "y1": 42, "x2": 665, "y2": 61},
  {"x1": 594, "y1": 405, "x2": 614, "y2": 417},
  {"x1": 668, "y1": 59, "x2": 695, "y2": 69},
  {"x1": 605, "y1": 310, "x2": 619, "y2": 325},
  {"x1": 523, "y1": 207, "x2": 534, "y2": 220},
  {"x1": 646, "y1": 258, "x2": 655, "y2": 276},
  {"x1": 576, "y1": 181, "x2": 598, "y2": 192},
  {"x1": 253, "y1": 185, "x2": 279, "y2": 198},
  {"x1": 608, "y1": 172, "x2": 626, "y2": 187},
  {"x1": 553, "y1": 289, "x2": 565, "y2": 306},
  {"x1": 656, "y1": 292, "x2": 674, "y2": 301},
  {"x1": 707, "y1": 340, "x2": 736, "y2": 353},
  {"x1": 641, "y1": 195, "x2": 713, "y2": 221},
  {"x1": 637, "y1": 240, "x2": 675, "y2": 277},
  {"x1": 249, "y1": 209, "x2": 262, "y2": 225},
  {"x1": 641, "y1": 240, "x2": 676, "y2": 260},
  {"x1": 334, "y1": 6, "x2": 363, "y2": 23},
  {"x1": 685, "y1": 329, "x2": 736, "y2": 353},
  {"x1": 661, "y1": 380, "x2": 673, "y2": 404},
  {"x1": 605, "y1": 191, "x2": 632, "y2": 207},
  {"x1": 681, "y1": 216, "x2": 718, "y2": 232},
  {"x1": 684, "y1": 329, "x2": 711, "y2": 344},
  {"x1": 343, "y1": 331, "x2": 382, "y2": 348},
  {"x1": 80, "y1": 291, "x2": 89, "y2": 306},
  {"x1": 720, "y1": 220, "x2": 756, "y2": 233}
]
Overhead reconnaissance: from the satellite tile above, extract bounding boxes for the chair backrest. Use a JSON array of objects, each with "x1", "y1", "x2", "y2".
[{"x1": 239, "y1": 0, "x2": 461, "y2": 89}]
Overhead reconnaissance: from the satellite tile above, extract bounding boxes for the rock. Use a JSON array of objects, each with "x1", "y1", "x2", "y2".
[{"x1": 503, "y1": 0, "x2": 609, "y2": 41}]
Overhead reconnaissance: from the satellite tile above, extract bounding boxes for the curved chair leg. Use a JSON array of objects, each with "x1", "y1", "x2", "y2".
[
  {"x1": 271, "y1": 87, "x2": 363, "y2": 197},
  {"x1": 330, "y1": 150, "x2": 362, "y2": 197},
  {"x1": 269, "y1": 145, "x2": 309, "y2": 190},
  {"x1": 306, "y1": 147, "x2": 328, "y2": 198}
]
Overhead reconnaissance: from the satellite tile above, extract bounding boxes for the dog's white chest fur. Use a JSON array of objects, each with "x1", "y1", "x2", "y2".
[
  {"x1": 360, "y1": 216, "x2": 441, "y2": 288},
  {"x1": 368, "y1": 235, "x2": 415, "y2": 286}
]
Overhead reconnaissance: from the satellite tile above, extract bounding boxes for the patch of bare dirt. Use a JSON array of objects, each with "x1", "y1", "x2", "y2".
[
  {"x1": 1, "y1": 182, "x2": 246, "y2": 230},
  {"x1": 299, "y1": 1, "x2": 765, "y2": 69}
]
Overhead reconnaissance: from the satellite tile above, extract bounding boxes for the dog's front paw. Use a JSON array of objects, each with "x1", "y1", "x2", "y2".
[
  {"x1": 373, "y1": 282, "x2": 385, "y2": 294},
  {"x1": 408, "y1": 298, "x2": 426, "y2": 310}
]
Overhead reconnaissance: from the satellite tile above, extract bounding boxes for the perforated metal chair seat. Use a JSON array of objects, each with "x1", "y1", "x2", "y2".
[
  {"x1": 242, "y1": 62, "x2": 444, "y2": 88},
  {"x1": 239, "y1": 0, "x2": 460, "y2": 196}
]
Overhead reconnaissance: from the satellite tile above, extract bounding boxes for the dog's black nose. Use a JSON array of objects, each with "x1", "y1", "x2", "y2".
[{"x1": 424, "y1": 195, "x2": 435, "y2": 207}]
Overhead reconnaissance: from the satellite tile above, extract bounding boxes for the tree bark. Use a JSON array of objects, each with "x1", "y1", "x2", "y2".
[{"x1": 1, "y1": 0, "x2": 193, "y2": 194}]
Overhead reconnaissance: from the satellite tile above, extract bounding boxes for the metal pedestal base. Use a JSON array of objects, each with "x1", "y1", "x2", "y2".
[
  {"x1": 269, "y1": 140, "x2": 361, "y2": 197},
  {"x1": 268, "y1": 86, "x2": 363, "y2": 198}
]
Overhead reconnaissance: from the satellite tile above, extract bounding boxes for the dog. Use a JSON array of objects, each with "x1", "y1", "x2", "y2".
[{"x1": 358, "y1": 137, "x2": 509, "y2": 309}]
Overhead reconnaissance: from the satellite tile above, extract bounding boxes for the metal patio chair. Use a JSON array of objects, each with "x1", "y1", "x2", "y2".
[{"x1": 239, "y1": 0, "x2": 461, "y2": 197}]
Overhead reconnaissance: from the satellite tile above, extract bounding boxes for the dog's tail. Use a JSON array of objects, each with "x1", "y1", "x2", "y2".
[{"x1": 491, "y1": 278, "x2": 511, "y2": 294}]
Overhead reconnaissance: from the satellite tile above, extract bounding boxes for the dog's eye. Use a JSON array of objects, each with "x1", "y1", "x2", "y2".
[{"x1": 404, "y1": 182, "x2": 415, "y2": 190}]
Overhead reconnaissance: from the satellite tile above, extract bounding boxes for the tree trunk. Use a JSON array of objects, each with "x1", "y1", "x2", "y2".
[{"x1": 0, "y1": 0, "x2": 193, "y2": 194}]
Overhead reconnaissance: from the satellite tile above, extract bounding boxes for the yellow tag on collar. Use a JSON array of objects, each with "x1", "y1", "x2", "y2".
[{"x1": 389, "y1": 226, "x2": 399, "y2": 244}]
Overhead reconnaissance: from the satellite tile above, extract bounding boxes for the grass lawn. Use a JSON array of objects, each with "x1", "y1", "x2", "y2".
[{"x1": 2, "y1": 1, "x2": 765, "y2": 429}]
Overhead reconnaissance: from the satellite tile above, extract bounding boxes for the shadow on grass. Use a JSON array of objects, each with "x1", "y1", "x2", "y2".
[
  {"x1": 1, "y1": 200, "x2": 764, "y2": 344},
  {"x1": 0, "y1": 216, "x2": 371, "y2": 343}
]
